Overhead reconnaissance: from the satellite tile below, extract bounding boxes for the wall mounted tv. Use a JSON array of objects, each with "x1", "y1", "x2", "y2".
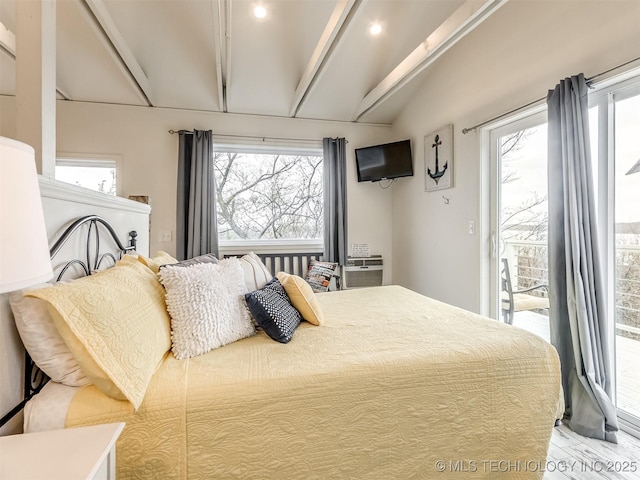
[{"x1": 355, "y1": 139, "x2": 413, "y2": 182}]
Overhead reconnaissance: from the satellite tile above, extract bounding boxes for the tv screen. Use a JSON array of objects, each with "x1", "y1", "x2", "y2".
[{"x1": 355, "y1": 140, "x2": 413, "y2": 182}]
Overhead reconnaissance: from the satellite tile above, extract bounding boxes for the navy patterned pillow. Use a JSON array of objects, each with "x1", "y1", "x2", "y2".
[{"x1": 245, "y1": 278, "x2": 302, "y2": 343}]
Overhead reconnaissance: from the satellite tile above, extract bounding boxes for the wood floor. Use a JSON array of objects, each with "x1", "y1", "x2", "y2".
[
  {"x1": 510, "y1": 312, "x2": 640, "y2": 479},
  {"x1": 546, "y1": 423, "x2": 640, "y2": 479}
]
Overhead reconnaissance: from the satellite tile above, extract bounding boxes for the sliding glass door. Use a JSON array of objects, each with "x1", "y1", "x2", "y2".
[
  {"x1": 590, "y1": 81, "x2": 640, "y2": 432},
  {"x1": 613, "y1": 93, "x2": 640, "y2": 424},
  {"x1": 487, "y1": 111, "x2": 549, "y2": 332},
  {"x1": 485, "y1": 73, "x2": 640, "y2": 434}
]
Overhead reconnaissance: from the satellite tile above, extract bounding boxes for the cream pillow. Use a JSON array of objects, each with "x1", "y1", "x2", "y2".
[
  {"x1": 159, "y1": 258, "x2": 255, "y2": 359},
  {"x1": 27, "y1": 259, "x2": 172, "y2": 409},
  {"x1": 276, "y1": 272, "x2": 324, "y2": 326},
  {"x1": 137, "y1": 251, "x2": 179, "y2": 273},
  {"x1": 240, "y1": 252, "x2": 273, "y2": 292},
  {"x1": 9, "y1": 284, "x2": 89, "y2": 386}
]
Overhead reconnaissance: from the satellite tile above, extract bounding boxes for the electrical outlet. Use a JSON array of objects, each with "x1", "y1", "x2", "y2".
[
  {"x1": 159, "y1": 231, "x2": 172, "y2": 242},
  {"x1": 468, "y1": 221, "x2": 476, "y2": 235}
]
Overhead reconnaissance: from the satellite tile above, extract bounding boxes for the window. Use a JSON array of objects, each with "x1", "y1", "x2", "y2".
[
  {"x1": 486, "y1": 111, "x2": 548, "y2": 329},
  {"x1": 589, "y1": 78, "x2": 640, "y2": 431},
  {"x1": 55, "y1": 155, "x2": 118, "y2": 196},
  {"x1": 213, "y1": 144, "x2": 323, "y2": 242}
]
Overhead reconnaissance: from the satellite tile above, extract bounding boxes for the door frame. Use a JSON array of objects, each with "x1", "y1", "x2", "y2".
[
  {"x1": 589, "y1": 76, "x2": 640, "y2": 434},
  {"x1": 479, "y1": 108, "x2": 546, "y2": 320}
]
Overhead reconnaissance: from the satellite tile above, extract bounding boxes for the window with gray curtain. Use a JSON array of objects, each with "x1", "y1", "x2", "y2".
[{"x1": 176, "y1": 134, "x2": 343, "y2": 270}]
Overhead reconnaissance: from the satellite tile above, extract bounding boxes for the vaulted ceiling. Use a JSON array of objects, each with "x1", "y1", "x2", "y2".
[{"x1": 0, "y1": 0, "x2": 508, "y2": 124}]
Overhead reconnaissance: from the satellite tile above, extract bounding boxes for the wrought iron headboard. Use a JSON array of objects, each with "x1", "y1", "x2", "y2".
[{"x1": 0, "y1": 215, "x2": 138, "y2": 428}]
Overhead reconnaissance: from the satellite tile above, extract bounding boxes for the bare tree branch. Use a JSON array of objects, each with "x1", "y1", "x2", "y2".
[{"x1": 213, "y1": 151, "x2": 324, "y2": 240}]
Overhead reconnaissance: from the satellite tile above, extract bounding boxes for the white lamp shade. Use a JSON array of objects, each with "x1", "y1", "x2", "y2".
[{"x1": 0, "y1": 136, "x2": 53, "y2": 293}]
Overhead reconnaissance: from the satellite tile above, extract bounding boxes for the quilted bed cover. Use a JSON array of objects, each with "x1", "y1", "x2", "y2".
[{"x1": 66, "y1": 286, "x2": 561, "y2": 479}]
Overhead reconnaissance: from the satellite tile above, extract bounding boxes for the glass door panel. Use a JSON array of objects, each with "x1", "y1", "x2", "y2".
[
  {"x1": 499, "y1": 124, "x2": 549, "y2": 337},
  {"x1": 489, "y1": 113, "x2": 549, "y2": 338},
  {"x1": 614, "y1": 92, "x2": 640, "y2": 422}
]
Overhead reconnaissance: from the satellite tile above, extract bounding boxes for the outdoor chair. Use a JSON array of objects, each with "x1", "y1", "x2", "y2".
[{"x1": 501, "y1": 258, "x2": 550, "y2": 325}]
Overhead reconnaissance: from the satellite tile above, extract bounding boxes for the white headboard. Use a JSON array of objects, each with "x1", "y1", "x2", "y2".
[{"x1": 0, "y1": 179, "x2": 151, "y2": 435}]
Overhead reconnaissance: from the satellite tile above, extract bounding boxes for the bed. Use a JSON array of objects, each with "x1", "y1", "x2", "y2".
[{"x1": 6, "y1": 216, "x2": 562, "y2": 479}]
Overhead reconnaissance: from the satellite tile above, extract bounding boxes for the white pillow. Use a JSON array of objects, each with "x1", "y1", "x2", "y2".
[
  {"x1": 158, "y1": 257, "x2": 255, "y2": 360},
  {"x1": 9, "y1": 284, "x2": 89, "y2": 386},
  {"x1": 239, "y1": 252, "x2": 273, "y2": 292}
]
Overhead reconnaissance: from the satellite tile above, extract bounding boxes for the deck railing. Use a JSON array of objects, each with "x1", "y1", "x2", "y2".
[{"x1": 504, "y1": 239, "x2": 640, "y2": 339}]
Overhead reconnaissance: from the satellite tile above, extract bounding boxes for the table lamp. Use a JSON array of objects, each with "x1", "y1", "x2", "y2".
[{"x1": 0, "y1": 136, "x2": 53, "y2": 293}]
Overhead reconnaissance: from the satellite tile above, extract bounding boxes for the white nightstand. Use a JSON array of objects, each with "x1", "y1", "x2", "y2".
[{"x1": 0, "y1": 422, "x2": 124, "y2": 480}]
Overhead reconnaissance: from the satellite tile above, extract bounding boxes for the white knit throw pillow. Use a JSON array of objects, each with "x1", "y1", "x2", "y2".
[{"x1": 159, "y1": 257, "x2": 255, "y2": 359}]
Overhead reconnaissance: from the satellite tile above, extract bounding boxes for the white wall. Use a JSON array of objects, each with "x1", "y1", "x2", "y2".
[
  {"x1": 390, "y1": 0, "x2": 640, "y2": 313},
  {"x1": 0, "y1": 97, "x2": 397, "y2": 282}
]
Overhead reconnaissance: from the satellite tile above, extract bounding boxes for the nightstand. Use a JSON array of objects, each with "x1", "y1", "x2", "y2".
[{"x1": 0, "y1": 422, "x2": 124, "y2": 480}]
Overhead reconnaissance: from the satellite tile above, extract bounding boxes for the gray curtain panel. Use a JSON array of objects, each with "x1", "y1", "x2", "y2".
[
  {"x1": 547, "y1": 74, "x2": 618, "y2": 443},
  {"x1": 176, "y1": 130, "x2": 219, "y2": 261},
  {"x1": 322, "y1": 137, "x2": 348, "y2": 265}
]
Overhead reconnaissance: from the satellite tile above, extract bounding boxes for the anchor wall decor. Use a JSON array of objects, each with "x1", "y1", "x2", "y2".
[{"x1": 424, "y1": 124, "x2": 453, "y2": 192}]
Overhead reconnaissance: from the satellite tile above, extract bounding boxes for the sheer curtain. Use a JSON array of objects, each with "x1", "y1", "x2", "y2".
[
  {"x1": 322, "y1": 137, "x2": 348, "y2": 265},
  {"x1": 547, "y1": 74, "x2": 618, "y2": 442},
  {"x1": 176, "y1": 130, "x2": 219, "y2": 260}
]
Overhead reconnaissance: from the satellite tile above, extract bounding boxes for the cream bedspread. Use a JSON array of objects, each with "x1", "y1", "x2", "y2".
[{"x1": 66, "y1": 286, "x2": 561, "y2": 479}]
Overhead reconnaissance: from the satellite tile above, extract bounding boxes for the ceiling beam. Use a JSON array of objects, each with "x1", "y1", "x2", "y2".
[
  {"x1": 352, "y1": 0, "x2": 509, "y2": 121},
  {"x1": 53, "y1": 83, "x2": 71, "y2": 101},
  {"x1": 0, "y1": 20, "x2": 70, "y2": 100},
  {"x1": 211, "y1": 0, "x2": 229, "y2": 112},
  {"x1": 82, "y1": 0, "x2": 154, "y2": 106},
  {"x1": 289, "y1": 0, "x2": 360, "y2": 118},
  {"x1": 0, "y1": 21, "x2": 16, "y2": 58}
]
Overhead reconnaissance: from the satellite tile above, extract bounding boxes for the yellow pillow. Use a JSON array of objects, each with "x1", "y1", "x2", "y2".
[
  {"x1": 276, "y1": 272, "x2": 323, "y2": 326},
  {"x1": 137, "y1": 251, "x2": 179, "y2": 273},
  {"x1": 27, "y1": 259, "x2": 172, "y2": 409}
]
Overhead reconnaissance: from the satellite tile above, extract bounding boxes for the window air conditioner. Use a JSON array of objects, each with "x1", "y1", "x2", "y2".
[{"x1": 342, "y1": 256, "x2": 383, "y2": 289}]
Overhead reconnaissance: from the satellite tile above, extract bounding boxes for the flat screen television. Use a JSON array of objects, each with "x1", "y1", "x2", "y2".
[{"x1": 355, "y1": 139, "x2": 413, "y2": 182}]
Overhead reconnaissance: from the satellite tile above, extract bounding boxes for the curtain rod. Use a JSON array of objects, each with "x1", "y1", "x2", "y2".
[
  {"x1": 461, "y1": 55, "x2": 640, "y2": 135},
  {"x1": 167, "y1": 130, "x2": 345, "y2": 144}
]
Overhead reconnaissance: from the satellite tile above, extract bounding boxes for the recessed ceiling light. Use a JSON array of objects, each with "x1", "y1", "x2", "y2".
[
  {"x1": 254, "y1": 5, "x2": 267, "y2": 19},
  {"x1": 369, "y1": 23, "x2": 382, "y2": 36}
]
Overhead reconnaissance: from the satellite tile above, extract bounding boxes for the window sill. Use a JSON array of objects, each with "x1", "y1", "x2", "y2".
[{"x1": 219, "y1": 239, "x2": 323, "y2": 256}]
